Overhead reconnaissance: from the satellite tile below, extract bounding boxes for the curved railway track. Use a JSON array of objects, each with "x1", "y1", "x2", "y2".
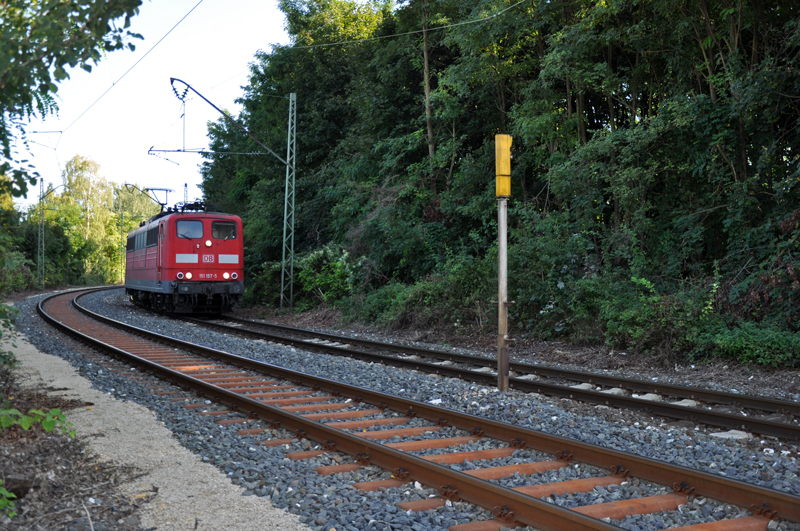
[
  {"x1": 36, "y1": 288, "x2": 800, "y2": 531},
  {"x1": 161, "y1": 312, "x2": 800, "y2": 441}
]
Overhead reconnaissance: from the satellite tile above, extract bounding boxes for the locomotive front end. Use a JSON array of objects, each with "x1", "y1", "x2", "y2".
[
  {"x1": 125, "y1": 203, "x2": 245, "y2": 314},
  {"x1": 167, "y1": 215, "x2": 244, "y2": 313}
]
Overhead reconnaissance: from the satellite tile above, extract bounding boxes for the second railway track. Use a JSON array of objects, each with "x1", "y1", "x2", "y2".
[
  {"x1": 30, "y1": 288, "x2": 800, "y2": 531},
  {"x1": 158, "y1": 311, "x2": 800, "y2": 441}
]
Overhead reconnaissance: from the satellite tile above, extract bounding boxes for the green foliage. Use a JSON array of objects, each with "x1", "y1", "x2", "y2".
[
  {"x1": 0, "y1": 305, "x2": 18, "y2": 368},
  {"x1": 342, "y1": 282, "x2": 414, "y2": 327},
  {"x1": 2, "y1": 157, "x2": 159, "y2": 291},
  {"x1": 695, "y1": 323, "x2": 800, "y2": 367},
  {"x1": 0, "y1": 406, "x2": 74, "y2": 437},
  {"x1": 242, "y1": 261, "x2": 283, "y2": 308},
  {"x1": 200, "y1": 0, "x2": 800, "y2": 367},
  {"x1": 0, "y1": 250, "x2": 36, "y2": 295},
  {"x1": 343, "y1": 252, "x2": 495, "y2": 333},
  {"x1": 244, "y1": 245, "x2": 363, "y2": 311},
  {"x1": 0, "y1": 479, "x2": 16, "y2": 519},
  {"x1": 0, "y1": 0, "x2": 143, "y2": 198},
  {"x1": 297, "y1": 245, "x2": 360, "y2": 306},
  {"x1": 570, "y1": 276, "x2": 718, "y2": 354}
]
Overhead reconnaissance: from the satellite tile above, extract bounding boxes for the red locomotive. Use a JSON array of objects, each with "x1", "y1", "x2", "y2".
[{"x1": 124, "y1": 202, "x2": 244, "y2": 313}]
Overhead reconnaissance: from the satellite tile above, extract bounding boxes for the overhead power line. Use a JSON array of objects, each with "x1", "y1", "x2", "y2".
[
  {"x1": 63, "y1": 0, "x2": 206, "y2": 133},
  {"x1": 169, "y1": 78, "x2": 291, "y2": 168}
]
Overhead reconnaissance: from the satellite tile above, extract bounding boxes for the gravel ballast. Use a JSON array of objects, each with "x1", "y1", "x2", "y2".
[
  {"x1": 12, "y1": 289, "x2": 800, "y2": 531},
  {"x1": 6, "y1": 312, "x2": 311, "y2": 531}
]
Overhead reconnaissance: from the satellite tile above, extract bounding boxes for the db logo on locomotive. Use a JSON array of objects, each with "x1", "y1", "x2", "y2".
[{"x1": 202, "y1": 255, "x2": 215, "y2": 263}]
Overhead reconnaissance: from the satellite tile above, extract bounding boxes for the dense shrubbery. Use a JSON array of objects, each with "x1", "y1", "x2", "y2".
[
  {"x1": 0, "y1": 305, "x2": 17, "y2": 367},
  {"x1": 343, "y1": 252, "x2": 496, "y2": 332},
  {"x1": 0, "y1": 250, "x2": 36, "y2": 295},
  {"x1": 695, "y1": 323, "x2": 800, "y2": 367}
]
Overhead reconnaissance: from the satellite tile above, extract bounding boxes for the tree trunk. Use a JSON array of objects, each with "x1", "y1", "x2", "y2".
[
  {"x1": 422, "y1": 0, "x2": 436, "y2": 196},
  {"x1": 607, "y1": 45, "x2": 615, "y2": 132},
  {"x1": 566, "y1": 77, "x2": 572, "y2": 118},
  {"x1": 577, "y1": 91, "x2": 587, "y2": 144},
  {"x1": 750, "y1": 0, "x2": 761, "y2": 68},
  {"x1": 629, "y1": 53, "x2": 639, "y2": 123}
]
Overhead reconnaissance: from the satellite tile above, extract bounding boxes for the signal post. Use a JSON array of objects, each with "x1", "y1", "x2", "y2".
[{"x1": 495, "y1": 134, "x2": 512, "y2": 392}]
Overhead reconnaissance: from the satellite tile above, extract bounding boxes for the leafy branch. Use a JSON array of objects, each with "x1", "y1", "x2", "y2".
[{"x1": 0, "y1": 407, "x2": 75, "y2": 437}]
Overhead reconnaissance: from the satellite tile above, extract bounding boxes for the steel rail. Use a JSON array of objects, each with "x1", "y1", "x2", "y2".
[
  {"x1": 40, "y1": 289, "x2": 800, "y2": 524},
  {"x1": 173, "y1": 314, "x2": 800, "y2": 440},
  {"x1": 38, "y1": 289, "x2": 620, "y2": 531},
  {"x1": 218, "y1": 316, "x2": 800, "y2": 416}
]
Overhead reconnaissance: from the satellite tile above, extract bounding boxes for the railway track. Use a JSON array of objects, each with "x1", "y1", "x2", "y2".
[
  {"x1": 37, "y1": 288, "x2": 800, "y2": 531},
  {"x1": 162, "y1": 313, "x2": 800, "y2": 441}
]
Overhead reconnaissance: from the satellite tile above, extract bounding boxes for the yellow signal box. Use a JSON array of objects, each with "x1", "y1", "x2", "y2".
[{"x1": 495, "y1": 134, "x2": 512, "y2": 197}]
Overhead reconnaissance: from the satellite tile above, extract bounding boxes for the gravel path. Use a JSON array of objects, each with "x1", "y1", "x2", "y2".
[
  {"x1": 12, "y1": 289, "x2": 800, "y2": 531},
  {"x1": 10, "y1": 315, "x2": 311, "y2": 531}
]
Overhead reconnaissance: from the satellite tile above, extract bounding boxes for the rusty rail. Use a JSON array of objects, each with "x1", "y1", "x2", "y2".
[
  {"x1": 33, "y1": 288, "x2": 800, "y2": 528},
  {"x1": 168, "y1": 313, "x2": 800, "y2": 440}
]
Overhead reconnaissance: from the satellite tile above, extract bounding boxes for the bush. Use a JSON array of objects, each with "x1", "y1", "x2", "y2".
[
  {"x1": 695, "y1": 322, "x2": 800, "y2": 367},
  {"x1": 0, "y1": 407, "x2": 73, "y2": 434},
  {"x1": 0, "y1": 479, "x2": 15, "y2": 518},
  {"x1": 342, "y1": 282, "x2": 414, "y2": 327},
  {"x1": 297, "y1": 244, "x2": 361, "y2": 306},
  {"x1": 0, "y1": 305, "x2": 17, "y2": 368},
  {"x1": 570, "y1": 275, "x2": 717, "y2": 355},
  {"x1": 0, "y1": 251, "x2": 36, "y2": 296},
  {"x1": 509, "y1": 209, "x2": 597, "y2": 337},
  {"x1": 244, "y1": 245, "x2": 365, "y2": 312},
  {"x1": 342, "y1": 252, "x2": 495, "y2": 333},
  {"x1": 567, "y1": 273, "x2": 800, "y2": 366},
  {"x1": 242, "y1": 261, "x2": 283, "y2": 308}
]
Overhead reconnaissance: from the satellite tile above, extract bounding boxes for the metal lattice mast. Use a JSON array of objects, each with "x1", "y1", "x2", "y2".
[
  {"x1": 37, "y1": 177, "x2": 45, "y2": 289},
  {"x1": 280, "y1": 93, "x2": 297, "y2": 310}
]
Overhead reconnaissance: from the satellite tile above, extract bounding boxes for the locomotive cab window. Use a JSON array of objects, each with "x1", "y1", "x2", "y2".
[
  {"x1": 212, "y1": 221, "x2": 236, "y2": 240},
  {"x1": 126, "y1": 236, "x2": 134, "y2": 252},
  {"x1": 176, "y1": 220, "x2": 203, "y2": 239}
]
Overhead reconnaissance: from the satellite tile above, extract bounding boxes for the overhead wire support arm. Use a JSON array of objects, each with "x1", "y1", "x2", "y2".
[
  {"x1": 166, "y1": 78, "x2": 298, "y2": 309},
  {"x1": 148, "y1": 146, "x2": 179, "y2": 165},
  {"x1": 148, "y1": 148, "x2": 269, "y2": 156},
  {"x1": 169, "y1": 77, "x2": 292, "y2": 169}
]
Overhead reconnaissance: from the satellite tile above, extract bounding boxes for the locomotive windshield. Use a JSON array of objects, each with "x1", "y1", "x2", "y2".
[
  {"x1": 212, "y1": 221, "x2": 237, "y2": 240},
  {"x1": 176, "y1": 220, "x2": 203, "y2": 239}
]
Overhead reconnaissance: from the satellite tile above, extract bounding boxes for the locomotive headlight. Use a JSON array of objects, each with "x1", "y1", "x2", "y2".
[
  {"x1": 205, "y1": 240, "x2": 212, "y2": 247},
  {"x1": 176, "y1": 272, "x2": 184, "y2": 280},
  {"x1": 223, "y1": 272, "x2": 230, "y2": 280},
  {"x1": 231, "y1": 272, "x2": 238, "y2": 280},
  {"x1": 185, "y1": 272, "x2": 193, "y2": 280}
]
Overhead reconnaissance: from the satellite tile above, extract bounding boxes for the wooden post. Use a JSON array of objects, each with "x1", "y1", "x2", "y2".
[{"x1": 497, "y1": 196, "x2": 509, "y2": 391}]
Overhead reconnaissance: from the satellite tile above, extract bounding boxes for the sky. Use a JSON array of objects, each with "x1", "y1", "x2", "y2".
[{"x1": 19, "y1": 0, "x2": 290, "y2": 209}]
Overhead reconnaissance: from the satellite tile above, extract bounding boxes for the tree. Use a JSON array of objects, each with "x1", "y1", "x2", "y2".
[
  {"x1": 58, "y1": 155, "x2": 121, "y2": 281},
  {"x1": 199, "y1": 0, "x2": 800, "y2": 364},
  {"x1": 0, "y1": 0, "x2": 142, "y2": 199}
]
